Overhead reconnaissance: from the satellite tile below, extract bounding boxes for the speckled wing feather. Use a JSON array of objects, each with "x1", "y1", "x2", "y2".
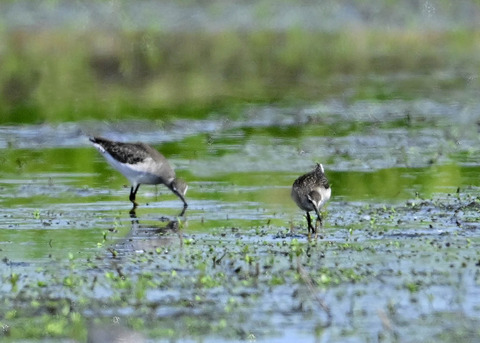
[
  {"x1": 89, "y1": 137, "x2": 151, "y2": 164},
  {"x1": 293, "y1": 171, "x2": 313, "y2": 188}
]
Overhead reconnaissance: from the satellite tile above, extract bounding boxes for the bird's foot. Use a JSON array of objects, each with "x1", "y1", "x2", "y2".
[
  {"x1": 129, "y1": 200, "x2": 138, "y2": 215},
  {"x1": 129, "y1": 206, "x2": 137, "y2": 217}
]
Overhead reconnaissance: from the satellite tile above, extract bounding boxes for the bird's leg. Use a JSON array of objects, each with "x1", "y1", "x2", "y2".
[
  {"x1": 129, "y1": 185, "x2": 140, "y2": 207},
  {"x1": 306, "y1": 195, "x2": 322, "y2": 236},
  {"x1": 129, "y1": 207, "x2": 138, "y2": 220},
  {"x1": 306, "y1": 212, "x2": 314, "y2": 236},
  {"x1": 313, "y1": 207, "x2": 323, "y2": 239}
]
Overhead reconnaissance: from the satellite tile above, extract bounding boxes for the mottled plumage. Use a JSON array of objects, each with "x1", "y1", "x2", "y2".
[
  {"x1": 94, "y1": 139, "x2": 157, "y2": 165},
  {"x1": 90, "y1": 137, "x2": 188, "y2": 213},
  {"x1": 291, "y1": 163, "x2": 331, "y2": 235}
]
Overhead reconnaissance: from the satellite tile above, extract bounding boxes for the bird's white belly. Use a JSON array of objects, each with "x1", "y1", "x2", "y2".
[
  {"x1": 103, "y1": 153, "x2": 161, "y2": 185},
  {"x1": 135, "y1": 171, "x2": 162, "y2": 185}
]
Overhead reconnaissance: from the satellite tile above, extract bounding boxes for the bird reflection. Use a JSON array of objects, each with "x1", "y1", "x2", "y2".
[
  {"x1": 129, "y1": 204, "x2": 186, "y2": 218},
  {"x1": 108, "y1": 210, "x2": 186, "y2": 256}
]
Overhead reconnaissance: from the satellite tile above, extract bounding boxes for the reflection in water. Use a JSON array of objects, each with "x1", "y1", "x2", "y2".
[
  {"x1": 109, "y1": 210, "x2": 185, "y2": 256},
  {"x1": 129, "y1": 202, "x2": 187, "y2": 217},
  {"x1": 87, "y1": 212, "x2": 185, "y2": 343}
]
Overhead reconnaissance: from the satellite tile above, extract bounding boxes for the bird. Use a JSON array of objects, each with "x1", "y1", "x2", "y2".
[
  {"x1": 90, "y1": 136, "x2": 188, "y2": 214},
  {"x1": 291, "y1": 163, "x2": 331, "y2": 236}
]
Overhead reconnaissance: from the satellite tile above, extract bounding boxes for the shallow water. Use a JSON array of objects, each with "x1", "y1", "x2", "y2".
[{"x1": 1, "y1": 98, "x2": 480, "y2": 342}]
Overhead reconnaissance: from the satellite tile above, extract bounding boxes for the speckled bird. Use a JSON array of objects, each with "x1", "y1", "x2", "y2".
[
  {"x1": 291, "y1": 163, "x2": 331, "y2": 235},
  {"x1": 90, "y1": 137, "x2": 188, "y2": 212}
]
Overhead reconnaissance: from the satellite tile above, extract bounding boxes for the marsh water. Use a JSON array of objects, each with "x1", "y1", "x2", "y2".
[{"x1": 2, "y1": 1, "x2": 480, "y2": 342}]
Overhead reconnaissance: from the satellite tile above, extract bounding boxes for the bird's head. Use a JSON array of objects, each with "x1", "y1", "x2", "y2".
[{"x1": 170, "y1": 178, "x2": 188, "y2": 196}]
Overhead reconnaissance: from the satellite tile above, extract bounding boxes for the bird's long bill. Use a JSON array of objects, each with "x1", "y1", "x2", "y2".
[
  {"x1": 175, "y1": 178, "x2": 188, "y2": 196},
  {"x1": 174, "y1": 189, "x2": 188, "y2": 207},
  {"x1": 170, "y1": 179, "x2": 188, "y2": 207}
]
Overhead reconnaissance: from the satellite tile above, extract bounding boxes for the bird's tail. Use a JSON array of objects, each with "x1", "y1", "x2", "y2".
[
  {"x1": 89, "y1": 136, "x2": 111, "y2": 145},
  {"x1": 315, "y1": 163, "x2": 325, "y2": 174}
]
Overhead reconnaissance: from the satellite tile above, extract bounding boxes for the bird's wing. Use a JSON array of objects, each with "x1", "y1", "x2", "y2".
[{"x1": 91, "y1": 137, "x2": 150, "y2": 164}]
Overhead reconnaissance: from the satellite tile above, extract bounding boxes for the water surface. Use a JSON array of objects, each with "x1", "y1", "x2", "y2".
[{"x1": 1, "y1": 100, "x2": 480, "y2": 341}]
